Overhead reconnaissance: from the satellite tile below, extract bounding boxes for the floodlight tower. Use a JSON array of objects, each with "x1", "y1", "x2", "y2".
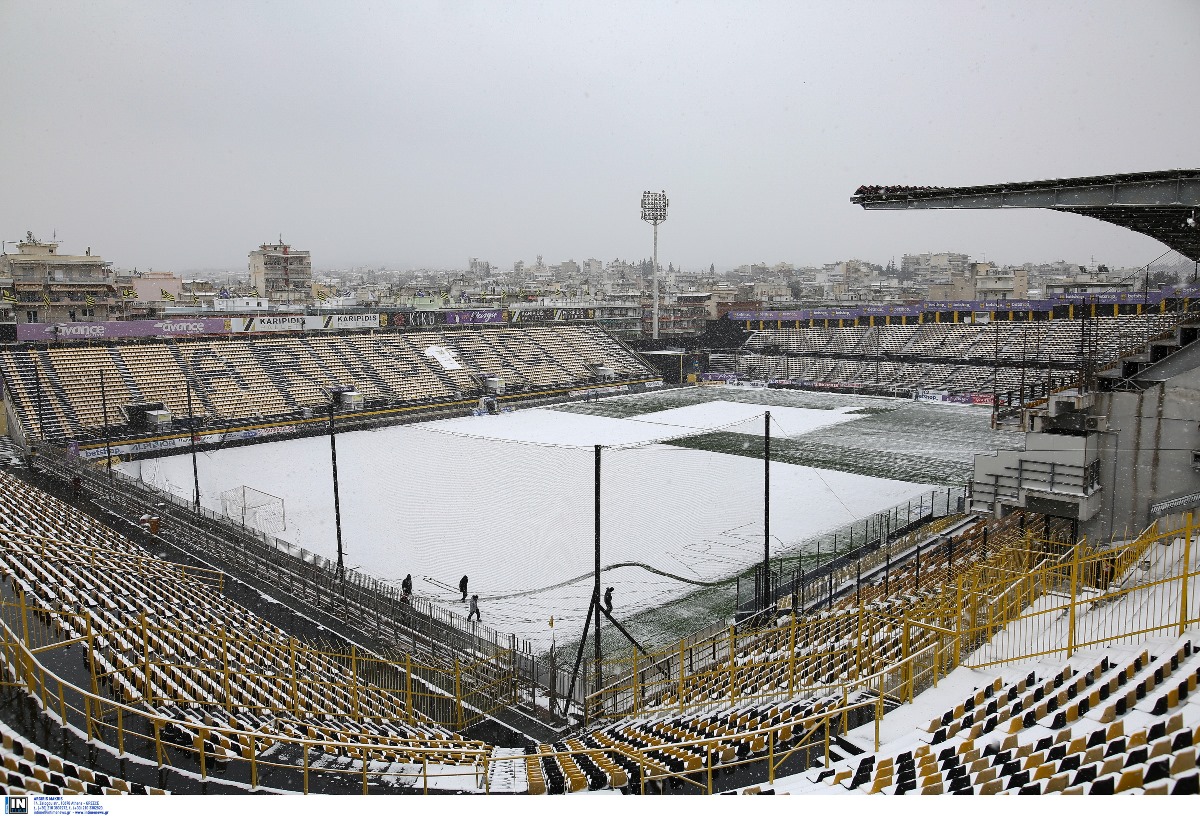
[{"x1": 640, "y1": 190, "x2": 669, "y2": 339}]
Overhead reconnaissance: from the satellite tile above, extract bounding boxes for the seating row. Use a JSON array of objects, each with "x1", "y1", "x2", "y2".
[{"x1": 0, "y1": 324, "x2": 656, "y2": 440}]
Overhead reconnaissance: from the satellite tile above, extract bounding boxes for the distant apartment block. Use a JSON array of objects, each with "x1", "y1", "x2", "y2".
[
  {"x1": 249, "y1": 242, "x2": 312, "y2": 306},
  {"x1": 902, "y1": 252, "x2": 971, "y2": 280},
  {"x1": 0, "y1": 233, "x2": 116, "y2": 323},
  {"x1": 928, "y1": 262, "x2": 1029, "y2": 301}
]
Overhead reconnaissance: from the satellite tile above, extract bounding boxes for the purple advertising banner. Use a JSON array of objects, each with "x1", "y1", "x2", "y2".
[
  {"x1": 727, "y1": 288, "x2": 1189, "y2": 324},
  {"x1": 509, "y1": 309, "x2": 555, "y2": 323},
  {"x1": 17, "y1": 318, "x2": 232, "y2": 342},
  {"x1": 980, "y1": 299, "x2": 1054, "y2": 311},
  {"x1": 445, "y1": 309, "x2": 505, "y2": 325},
  {"x1": 552, "y1": 308, "x2": 595, "y2": 321},
  {"x1": 383, "y1": 311, "x2": 446, "y2": 328},
  {"x1": 753, "y1": 310, "x2": 805, "y2": 321}
]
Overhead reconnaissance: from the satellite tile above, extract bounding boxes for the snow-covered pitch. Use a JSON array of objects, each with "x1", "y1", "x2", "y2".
[{"x1": 121, "y1": 398, "x2": 934, "y2": 650}]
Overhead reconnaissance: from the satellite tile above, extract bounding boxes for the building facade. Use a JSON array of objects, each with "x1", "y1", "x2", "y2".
[
  {"x1": 249, "y1": 242, "x2": 312, "y2": 306},
  {"x1": 0, "y1": 233, "x2": 116, "y2": 323},
  {"x1": 970, "y1": 323, "x2": 1200, "y2": 543}
]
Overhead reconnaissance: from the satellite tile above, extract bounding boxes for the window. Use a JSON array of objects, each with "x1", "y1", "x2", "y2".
[
  {"x1": 25, "y1": 310, "x2": 38, "y2": 323},
  {"x1": 68, "y1": 310, "x2": 76, "y2": 321}
]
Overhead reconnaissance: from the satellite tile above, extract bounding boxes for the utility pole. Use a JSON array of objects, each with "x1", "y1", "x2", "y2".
[
  {"x1": 34, "y1": 357, "x2": 46, "y2": 449},
  {"x1": 328, "y1": 399, "x2": 346, "y2": 587},
  {"x1": 186, "y1": 380, "x2": 200, "y2": 511},
  {"x1": 593, "y1": 444, "x2": 602, "y2": 696},
  {"x1": 763, "y1": 411, "x2": 771, "y2": 610},
  {"x1": 100, "y1": 369, "x2": 112, "y2": 480}
]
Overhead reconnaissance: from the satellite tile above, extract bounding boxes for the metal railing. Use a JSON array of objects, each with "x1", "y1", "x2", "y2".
[
  {"x1": 0, "y1": 614, "x2": 494, "y2": 794},
  {"x1": 736, "y1": 486, "x2": 969, "y2": 618},
  {"x1": 25, "y1": 445, "x2": 550, "y2": 719}
]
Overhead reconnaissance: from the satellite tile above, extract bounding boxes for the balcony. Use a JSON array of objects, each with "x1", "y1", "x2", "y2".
[{"x1": 970, "y1": 431, "x2": 1103, "y2": 520}]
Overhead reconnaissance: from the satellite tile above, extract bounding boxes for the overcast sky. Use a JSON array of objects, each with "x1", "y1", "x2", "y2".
[{"x1": 1, "y1": 1, "x2": 1197, "y2": 272}]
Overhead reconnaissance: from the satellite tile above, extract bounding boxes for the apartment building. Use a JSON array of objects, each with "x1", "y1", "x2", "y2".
[{"x1": 0, "y1": 233, "x2": 116, "y2": 323}]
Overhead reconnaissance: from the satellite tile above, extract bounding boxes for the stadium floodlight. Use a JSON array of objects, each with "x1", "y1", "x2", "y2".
[{"x1": 640, "y1": 190, "x2": 669, "y2": 339}]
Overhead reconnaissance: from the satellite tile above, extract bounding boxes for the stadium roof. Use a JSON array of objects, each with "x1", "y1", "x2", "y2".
[{"x1": 851, "y1": 169, "x2": 1200, "y2": 262}]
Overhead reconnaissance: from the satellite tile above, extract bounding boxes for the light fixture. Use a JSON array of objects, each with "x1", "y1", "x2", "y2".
[{"x1": 640, "y1": 190, "x2": 669, "y2": 339}]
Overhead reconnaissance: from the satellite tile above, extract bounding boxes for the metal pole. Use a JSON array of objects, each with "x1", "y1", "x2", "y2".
[
  {"x1": 100, "y1": 368, "x2": 112, "y2": 480},
  {"x1": 991, "y1": 320, "x2": 999, "y2": 426},
  {"x1": 764, "y1": 411, "x2": 771, "y2": 610},
  {"x1": 565, "y1": 594, "x2": 596, "y2": 719},
  {"x1": 594, "y1": 444, "x2": 602, "y2": 696},
  {"x1": 329, "y1": 401, "x2": 345, "y2": 585},
  {"x1": 34, "y1": 359, "x2": 46, "y2": 446},
  {"x1": 652, "y1": 222, "x2": 660, "y2": 339},
  {"x1": 1019, "y1": 325, "x2": 1028, "y2": 412},
  {"x1": 186, "y1": 380, "x2": 200, "y2": 511}
]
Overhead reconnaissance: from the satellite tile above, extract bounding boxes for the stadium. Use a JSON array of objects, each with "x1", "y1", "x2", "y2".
[{"x1": 0, "y1": 168, "x2": 1197, "y2": 798}]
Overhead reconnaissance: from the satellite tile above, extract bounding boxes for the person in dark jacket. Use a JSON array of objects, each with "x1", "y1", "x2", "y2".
[
  {"x1": 468, "y1": 594, "x2": 481, "y2": 622},
  {"x1": 459, "y1": 575, "x2": 469, "y2": 602},
  {"x1": 604, "y1": 586, "x2": 614, "y2": 615},
  {"x1": 402, "y1": 574, "x2": 413, "y2": 595}
]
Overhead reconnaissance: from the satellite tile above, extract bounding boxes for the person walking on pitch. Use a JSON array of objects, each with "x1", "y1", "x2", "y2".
[
  {"x1": 459, "y1": 575, "x2": 469, "y2": 602},
  {"x1": 468, "y1": 594, "x2": 481, "y2": 622}
]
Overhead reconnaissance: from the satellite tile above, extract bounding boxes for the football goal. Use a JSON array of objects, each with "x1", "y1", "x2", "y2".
[{"x1": 220, "y1": 485, "x2": 287, "y2": 534}]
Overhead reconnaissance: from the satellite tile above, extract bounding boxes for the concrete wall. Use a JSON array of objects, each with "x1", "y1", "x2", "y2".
[{"x1": 1087, "y1": 367, "x2": 1200, "y2": 541}]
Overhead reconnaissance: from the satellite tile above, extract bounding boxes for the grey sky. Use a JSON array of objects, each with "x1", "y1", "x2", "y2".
[{"x1": 1, "y1": 0, "x2": 1197, "y2": 272}]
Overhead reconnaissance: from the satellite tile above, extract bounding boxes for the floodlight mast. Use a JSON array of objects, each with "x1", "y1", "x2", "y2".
[{"x1": 640, "y1": 191, "x2": 669, "y2": 339}]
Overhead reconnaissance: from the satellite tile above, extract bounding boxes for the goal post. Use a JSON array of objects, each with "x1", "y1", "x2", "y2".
[{"x1": 220, "y1": 485, "x2": 286, "y2": 534}]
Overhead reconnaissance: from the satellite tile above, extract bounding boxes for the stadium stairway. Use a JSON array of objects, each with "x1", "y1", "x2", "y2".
[
  {"x1": 106, "y1": 347, "x2": 146, "y2": 404},
  {"x1": 32, "y1": 349, "x2": 82, "y2": 438},
  {"x1": 165, "y1": 343, "x2": 218, "y2": 416},
  {"x1": 1, "y1": 462, "x2": 564, "y2": 751}
]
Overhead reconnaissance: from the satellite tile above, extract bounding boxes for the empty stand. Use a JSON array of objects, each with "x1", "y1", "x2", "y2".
[{"x1": 0, "y1": 324, "x2": 656, "y2": 442}]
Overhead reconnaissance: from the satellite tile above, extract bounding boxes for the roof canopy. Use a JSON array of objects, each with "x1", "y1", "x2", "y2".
[{"x1": 852, "y1": 169, "x2": 1200, "y2": 262}]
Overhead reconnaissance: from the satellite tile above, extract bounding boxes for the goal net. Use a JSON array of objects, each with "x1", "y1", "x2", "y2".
[{"x1": 220, "y1": 485, "x2": 286, "y2": 534}]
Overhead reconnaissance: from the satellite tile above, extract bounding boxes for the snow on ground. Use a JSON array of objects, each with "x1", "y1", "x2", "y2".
[
  {"x1": 120, "y1": 399, "x2": 931, "y2": 651},
  {"x1": 422, "y1": 400, "x2": 863, "y2": 447},
  {"x1": 758, "y1": 530, "x2": 1200, "y2": 796}
]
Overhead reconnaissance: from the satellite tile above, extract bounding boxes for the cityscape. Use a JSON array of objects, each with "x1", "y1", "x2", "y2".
[
  {"x1": 4, "y1": 229, "x2": 1193, "y2": 341},
  {"x1": 0, "y1": 0, "x2": 1198, "y2": 804}
]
